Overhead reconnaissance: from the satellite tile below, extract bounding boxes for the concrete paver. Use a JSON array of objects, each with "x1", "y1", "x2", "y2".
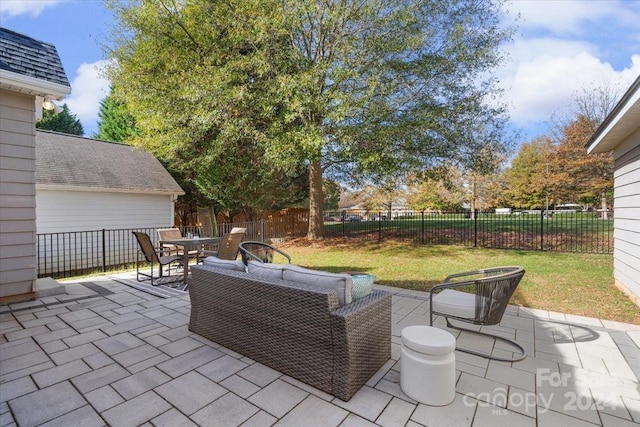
[{"x1": 0, "y1": 274, "x2": 638, "y2": 427}]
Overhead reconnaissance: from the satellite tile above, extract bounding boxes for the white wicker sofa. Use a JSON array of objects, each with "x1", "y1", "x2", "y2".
[{"x1": 188, "y1": 261, "x2": 392, "y2": 401}]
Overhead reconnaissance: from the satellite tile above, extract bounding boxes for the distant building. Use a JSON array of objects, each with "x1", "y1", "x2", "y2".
[{"x1": 35, "y1": 130, "x2": 184, "y2": 234}]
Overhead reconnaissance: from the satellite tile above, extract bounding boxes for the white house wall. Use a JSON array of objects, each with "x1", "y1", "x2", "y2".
[
  {"x1": 612, "y1": 127, "x2": 640, "y2": 305},
  {"x1": 0, "y1": 89, "x2": 37, "y2": 298},
  {"x1": 36, "y1": 189, "x2": 175, "y2": 233},
  {"x1": 35, "y1": 189, "x2": 176, "y2": 275}
]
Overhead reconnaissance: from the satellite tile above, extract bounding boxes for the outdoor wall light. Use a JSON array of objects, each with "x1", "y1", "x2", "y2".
[{"x1": 42, "y1": 96, "x2": 56, "y2": 111}]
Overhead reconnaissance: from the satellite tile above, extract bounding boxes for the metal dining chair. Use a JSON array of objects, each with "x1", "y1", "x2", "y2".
[
  {"x1": 201, "y1": 227, "x2": 247, "y2": 260},
  {"x1": 132, "y1": 231, "x2": 182, "y2": 286},
  {"x1": 239, "y1": 241, "x2": 291, "y2": 265}
]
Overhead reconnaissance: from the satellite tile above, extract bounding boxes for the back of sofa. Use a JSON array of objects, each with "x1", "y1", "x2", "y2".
[{"x1": 189, "y1": 265, "x2": 342, "y2": 395}]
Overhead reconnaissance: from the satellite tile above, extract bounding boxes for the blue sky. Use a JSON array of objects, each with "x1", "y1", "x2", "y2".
[{"x1": 1, "y1": 0, "x2": 639, "y2": 141}]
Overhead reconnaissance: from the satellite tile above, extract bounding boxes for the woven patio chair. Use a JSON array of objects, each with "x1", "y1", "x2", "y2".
[
  {"x1": 429, "y1": 266, "x2": 526, "y2": 362},
  {"x1": 132, "y1": 231, "x2": 182, "y2": 286},
  {"x1": 201, "y1": 227, "x2": 246, "y2": 260},
  {"x1": 157, "y1": 227, "x2": 200, "y2": 262},
  {"x1": 239, "y1": 241, "x2": 291, "y2": 265}
]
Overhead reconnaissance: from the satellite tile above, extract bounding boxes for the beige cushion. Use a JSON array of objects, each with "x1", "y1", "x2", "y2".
[
  {"x1": 247, "y1": 261, "x2": 286, "y2": 280},
  {"x1": 283, "y1": 265, "x2": 353, "y2": 306},
  {"x1": 202, "y1": 257, "x2": 246, "y2": 272},
  {"x1": 431, "y1": 289, "x2": 477, "y2": 319}
]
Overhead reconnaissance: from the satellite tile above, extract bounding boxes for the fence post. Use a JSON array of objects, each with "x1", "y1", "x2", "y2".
[
  {"x1": 378, "y1": 212, "x2": 383, "y2": 242},
  {"x1": 102, "y1": 229, "x2": 107, "y2": 272},
  {"x1": 420, "y1": 211, "x2": 424, "y2": 244},
  {"x1": 540, "y1": 210, "x2": 544, "y2": 251},
  {"x1": 474, "y1": 209, "x2": 478, "y2": 247}
]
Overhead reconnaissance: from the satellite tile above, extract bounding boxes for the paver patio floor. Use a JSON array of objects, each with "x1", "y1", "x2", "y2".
[{"x1": 1, "y1": 272, "x2": 639, "y2": 427}]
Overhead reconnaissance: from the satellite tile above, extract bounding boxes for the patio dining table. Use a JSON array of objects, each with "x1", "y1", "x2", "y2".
[{"x1": 159, "y1": 236, "x2": 221, "y2": 283}]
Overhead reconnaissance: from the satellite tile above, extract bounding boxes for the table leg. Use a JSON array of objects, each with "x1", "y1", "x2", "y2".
[{"x1": 182, "y1": 250, "x2": 190, "y2": 284}]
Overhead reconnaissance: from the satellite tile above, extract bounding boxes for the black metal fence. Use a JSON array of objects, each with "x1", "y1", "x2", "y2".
[
  {"x1": 37, "y1": 209, "x2": 612, "y2": 279},
  {"x1": 324, "y1": 210, "x2": 613, "y2": 254},
  {"x1": 36, "y1": 212, "x2": 309, "y2": 279}
]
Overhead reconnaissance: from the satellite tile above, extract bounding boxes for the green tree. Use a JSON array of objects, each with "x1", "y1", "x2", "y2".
[
  {"x1": 95, "y1": 90, "x2": 140, "y2": 141},
  {"x1": 502, "y1": 137, "x2": 554, "y2": 209},
  {"x1": 36, "y1": 103, "x2": 84, "y2": 135},
  {"x1": 106, "y1": 0, "x2": 512, "y2": 239},
  {"x1": 356, "y1": 181, "x2": 406, "y2": 218},
  {"x1": 407, "y1": 167, "x2": 466, "y2": 212},
  {"x1": 323, "y1": 180, "x2": 341, "y2": 210},
  {"x1": 106, "y1": 0, "x2": 307, "y2": 222}
]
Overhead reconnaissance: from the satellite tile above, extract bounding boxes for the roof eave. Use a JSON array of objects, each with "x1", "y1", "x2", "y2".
[
  {"x1": 0, "y1": 69, "x2": 71, "y2": 99},
  {"x1": 36, "y1": 184, "x2": 185, "y2": 196},
  {"x1": 587, "y1": 76, "x2": 640, "y2": 154}
]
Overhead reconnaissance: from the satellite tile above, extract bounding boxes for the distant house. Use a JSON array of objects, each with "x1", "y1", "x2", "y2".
[
  {"x1": 587, "y1": 75, "x2": 640, "y2": 306},
  {"x1": 35, "y1": 130, "x2": 184, "y2": 234},
  {"x1": 0, "y1": 28, "x2": 71, "y2": 301}
]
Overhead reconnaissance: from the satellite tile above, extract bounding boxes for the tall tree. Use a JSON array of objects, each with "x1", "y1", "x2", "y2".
[
  {"x1": 95, "y1": 90, "x2": 140, "y2": 141},
  {"x1": 550, "y1": 115, "x2": 613, "y2": 210},
  {"x1": 36, "y1": 103, "x2": 84, "y2": 135},
  {"x1": 356, "y1": 181, "x2": 406, "y2": 217},
  {"x1": 502, "y1": 137, "x2": 554, "y2": 209},
  {"x1": 407, "y1": 167, "x2": 466, "y2": 212},
  {"x1": 105, "y1": 0, "x2": 512, "y2": 239}
]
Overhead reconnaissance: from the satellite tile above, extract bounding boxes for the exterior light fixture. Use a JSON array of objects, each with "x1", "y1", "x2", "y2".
[{"x1": 42, "y1": 96, "x2": 56, "y2": 111}]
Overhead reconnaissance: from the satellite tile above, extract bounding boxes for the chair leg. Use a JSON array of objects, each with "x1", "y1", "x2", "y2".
[{"x1": 444, "y1": 318, "x2": 527, "y2": 362}]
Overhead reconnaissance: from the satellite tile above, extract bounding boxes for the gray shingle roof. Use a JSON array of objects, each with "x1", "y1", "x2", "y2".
[
  {"x1": 0, "y1": 27, "x2": 70, "y2": 87},
  {"x1": 36, "y1": 130, "x2": 184, "y2": 195}
]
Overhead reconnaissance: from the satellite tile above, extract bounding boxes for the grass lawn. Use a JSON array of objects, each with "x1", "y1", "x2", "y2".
[{"x1": 280, "y1": 238, "x2": 640, "y2": 324}]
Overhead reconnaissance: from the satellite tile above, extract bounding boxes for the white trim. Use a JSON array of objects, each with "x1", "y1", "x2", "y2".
[
  {"x1": 587, "y1": 87, "x2": 640, "y2": 154},
  {"x1": 0, "y1": 69, "x2": 71, "y2": 99},
  {"x1": 36, "y1": 184, "x2": 184, "y2": 196}
]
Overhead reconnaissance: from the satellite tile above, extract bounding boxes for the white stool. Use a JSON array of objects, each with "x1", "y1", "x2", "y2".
[{"x1": 400, "y1": 325, "x2": 456, "y2": 406}]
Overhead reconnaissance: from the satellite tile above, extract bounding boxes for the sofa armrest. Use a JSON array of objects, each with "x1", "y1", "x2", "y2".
[{"x1": 330, "y1": 290, "x2": 392, "y2": 401}]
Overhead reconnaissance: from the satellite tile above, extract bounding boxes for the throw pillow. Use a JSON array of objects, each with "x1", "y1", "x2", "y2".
[
  {"x1": 247, "y1": 261, "x2": 286, "y2": 280},
  {"x1": 202, "y1": 257, "x2": 246, "y2": 272}
]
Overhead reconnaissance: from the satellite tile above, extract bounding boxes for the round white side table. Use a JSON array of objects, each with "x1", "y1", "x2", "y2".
[{"x1": 400, "y1": 325, "x2": 456, "y2": 406}]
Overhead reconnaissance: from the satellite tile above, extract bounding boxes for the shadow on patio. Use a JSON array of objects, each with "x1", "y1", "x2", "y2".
[{"x1": 0, "y1": 273, "x2": 638, "y2": 426}]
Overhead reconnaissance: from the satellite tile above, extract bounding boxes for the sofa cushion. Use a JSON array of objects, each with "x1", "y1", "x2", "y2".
[
  {"x1": 247, "y1": 261, "x2": 286, "y2": 280},
  {"x1": 202, "y1": 257, "x2": 246, "y2": 272},
  {"x1": 431, "y1": 289, "x2": 478, "y2": 319},
  {"x1": 283, "y1": 265, "x2": 353, "y2": 306}
]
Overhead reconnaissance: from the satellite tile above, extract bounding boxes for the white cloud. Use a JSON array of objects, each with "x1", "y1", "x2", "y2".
[
  {"x1": 505, "y1": 0, "x2": 637, "y2": 35},
  {"x1": 500, "y1": 37, "x2": 596, "y2": 77},
  {"x1": 496, "y1": 0, "x2": 640, "y2": 135},
  {"x1": 501, "y1": 50, "x2": 640, "y2": 126},
  {"x1": 0, "y1": 0, "x2": 65, "y2": 18},
  {"x1": 61, "y1": 60, "x2": 111, "y2": 136}
]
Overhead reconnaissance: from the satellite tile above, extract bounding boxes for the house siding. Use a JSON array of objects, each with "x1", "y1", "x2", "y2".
[
  {"x1": 35, "y1": 190, "x2": 176, "y2": 275},
  {"x1": 0, "y1": 89, "x2": 36, "y2": 298},
  {"x1": 612, "y1": 128, "x2": 640, "y2": 304},
  {"x1": 36, "y1": 190, "x2": 176, "y2": 233}
]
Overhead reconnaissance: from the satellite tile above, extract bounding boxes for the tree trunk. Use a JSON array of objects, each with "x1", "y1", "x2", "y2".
[
  {"x1": 307, "y1": 160, "x2": 324, "y2": 240},
  {"x1": 600, "y1": 191, "x2": 608, "y2": 220}
]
